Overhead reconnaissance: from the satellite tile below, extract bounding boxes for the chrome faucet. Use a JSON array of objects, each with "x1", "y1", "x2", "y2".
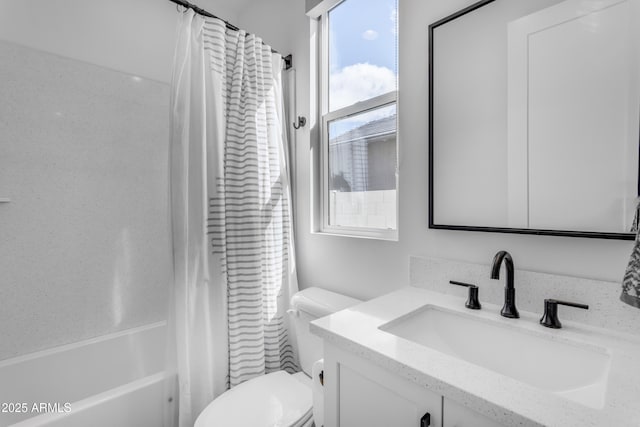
[{"x1": 490, "y1": 251, "x2": 519, "y2": 318}]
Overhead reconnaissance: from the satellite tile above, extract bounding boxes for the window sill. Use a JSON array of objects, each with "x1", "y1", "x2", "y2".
[{"x1": 313, "y1": 227, "x2": 399, "y2": 242}]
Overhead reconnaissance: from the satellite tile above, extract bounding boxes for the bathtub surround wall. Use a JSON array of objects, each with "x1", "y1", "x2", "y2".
[
  {"x1": 0, "y1": 41, "x2": 172, "y2": 361},
  {"x1": 0, "y1": 0, "x2": 251, "y2": 362},
  {"x1": 409, "y1": 256, "x2": 640, "y2": 336},
  {"x1": 237, "y1": 0, "x2": 635, "y2": 302}
]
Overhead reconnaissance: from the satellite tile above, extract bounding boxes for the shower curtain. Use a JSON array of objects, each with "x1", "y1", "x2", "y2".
[{"x1": 169, "y1": 9, "x2": 299, "y2": 427}]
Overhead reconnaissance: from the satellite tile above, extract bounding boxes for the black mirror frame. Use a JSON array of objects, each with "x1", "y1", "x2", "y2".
[{"x1": 427, "y1": 0, "x2": 636, "y2": 241}]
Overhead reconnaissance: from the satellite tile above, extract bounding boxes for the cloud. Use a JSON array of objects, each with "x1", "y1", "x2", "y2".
[
  {"x1": 329, "y1": 63, "x2": 397, "y2": 113},
  {"x1": 362, "y1": 30, "x2": 379, "y2": 41}
]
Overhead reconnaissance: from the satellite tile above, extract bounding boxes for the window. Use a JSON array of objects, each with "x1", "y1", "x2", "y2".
[{"x1": 319, "y1": 0, "x2": 398, "y2": 239}]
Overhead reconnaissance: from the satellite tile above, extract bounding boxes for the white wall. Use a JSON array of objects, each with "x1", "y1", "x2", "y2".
[
  {"x1": 0, "y1": 0, "x2": 176, "y2": 83},
  {"x1": 0, "y1": 0, "x2": 240, "y2": 84},
  {"x1": 237, "y1": 0, "x2": 635, "y2": 301},
  {"x1": 237, "y1": 0, "x2": 297, "y2": 55}
]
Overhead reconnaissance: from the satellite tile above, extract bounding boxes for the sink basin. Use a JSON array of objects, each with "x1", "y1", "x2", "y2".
[{"x1": 379, "y1": 305, "x2": 611, "y2": 409}]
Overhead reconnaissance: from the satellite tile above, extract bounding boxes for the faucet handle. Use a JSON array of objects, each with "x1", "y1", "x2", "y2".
[
  {"x1": 540, "y1": 299, "x2": 589, "y2": 329},
  {"x1": 449, "y1": 281, "x2": 481, "y2": 310}
]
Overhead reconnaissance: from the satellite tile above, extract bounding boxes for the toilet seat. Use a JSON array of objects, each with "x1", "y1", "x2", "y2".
[{"x1": 194, "y1": 371, "x2": 313, "y2": 427}]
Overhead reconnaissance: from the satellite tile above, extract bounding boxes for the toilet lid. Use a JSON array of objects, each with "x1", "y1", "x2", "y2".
[{"x1": 194, "y1": 371, "x2": 313, "y2": 427}]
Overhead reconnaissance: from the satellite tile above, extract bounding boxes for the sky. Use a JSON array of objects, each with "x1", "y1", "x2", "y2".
[{"x1": 328, "y1": 0, "x2": 398, "y2": 136}]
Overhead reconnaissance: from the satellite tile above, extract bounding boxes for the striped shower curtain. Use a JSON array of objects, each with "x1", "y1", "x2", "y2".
[{"x1": 169, "y1": 9, "x2": 299, "y2": 427}]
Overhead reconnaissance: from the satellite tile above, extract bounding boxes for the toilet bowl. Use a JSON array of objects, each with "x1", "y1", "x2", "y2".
[
  {"x1": 194, "y1": 287, "x2": 361, "y2": 427},
  {"x1": 194, "y1": 371, "x2": 314, "y2": 427}
]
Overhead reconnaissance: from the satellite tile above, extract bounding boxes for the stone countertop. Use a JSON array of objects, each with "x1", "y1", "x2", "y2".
[{"x1": 310, "y1": 286, "x2": 640, "y2": 427}]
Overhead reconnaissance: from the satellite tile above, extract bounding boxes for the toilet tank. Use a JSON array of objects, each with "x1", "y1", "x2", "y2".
[{"x1": 289, "y1": 287, "x2": 361, "y2": 376}]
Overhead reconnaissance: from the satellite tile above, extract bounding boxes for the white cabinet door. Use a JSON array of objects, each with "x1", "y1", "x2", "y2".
[
  {"x1": 324, "y1": 344, "x2": 441, "y2": 427},
  {"x1": 443, "y1": 398, "x2": 504, "y2": 427},
  {"x1": 339, "y1": 365, "x2": 436, "y2": 427}
]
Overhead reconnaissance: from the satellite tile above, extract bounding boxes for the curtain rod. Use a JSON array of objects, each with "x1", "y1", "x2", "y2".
[{"x1": 168, "y1": 0, "x2": 292, "y2": 70}]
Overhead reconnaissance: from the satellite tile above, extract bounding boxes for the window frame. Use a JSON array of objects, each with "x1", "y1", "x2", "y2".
[{"x1": 317, "y1": 1, "x2": 399, "y2": 240}]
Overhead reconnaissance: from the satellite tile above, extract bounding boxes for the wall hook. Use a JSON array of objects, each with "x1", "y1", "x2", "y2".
[{"x1": 293, "y1": 116, "x2": 306, "y2": 130}]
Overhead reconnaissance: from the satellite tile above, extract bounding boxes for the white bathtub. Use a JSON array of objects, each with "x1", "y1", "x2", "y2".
[{"x1": 0, "y1": 322, "x2": 175, "y2": 427}]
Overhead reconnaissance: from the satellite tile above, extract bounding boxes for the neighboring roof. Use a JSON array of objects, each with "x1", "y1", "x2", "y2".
[{"x1": 330, "y1": 114, "x2": 396, "y2": 145}]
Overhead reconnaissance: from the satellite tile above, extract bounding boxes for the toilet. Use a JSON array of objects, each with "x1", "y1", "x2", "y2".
[{"x1": 194, "y1": 287, "x2": 361, "y2": 427}]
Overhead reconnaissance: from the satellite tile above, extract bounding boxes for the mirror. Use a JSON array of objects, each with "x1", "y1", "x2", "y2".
[{"x1": 429, "y1": 0, "x2": 640, "y2": 239}]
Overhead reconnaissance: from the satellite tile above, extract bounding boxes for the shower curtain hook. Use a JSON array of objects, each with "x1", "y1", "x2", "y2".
[{"x1": 293, "y1": 116, "x2": 306, "y2": 130}]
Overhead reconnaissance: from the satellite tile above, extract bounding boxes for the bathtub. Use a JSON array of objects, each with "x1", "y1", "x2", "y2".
[{"x1": 0, "y1": 322, "x2": 175, "y2": 427}]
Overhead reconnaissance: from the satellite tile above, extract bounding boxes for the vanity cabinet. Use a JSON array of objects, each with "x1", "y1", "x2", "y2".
[
  {"x1": 443, "y1": 398, "x2": 503, "y2": 427},
  {"x1": 323, "y1": 344, "x2": 503, "y2": 427}
]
